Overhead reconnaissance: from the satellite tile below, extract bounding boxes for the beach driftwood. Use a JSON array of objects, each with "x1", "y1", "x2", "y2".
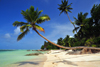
[
  {"x1": 60, "y1": 46, "x2": 100, "y2": 50},
  {"x1": 64, "y1": 46, "x2": 100, "y2": 54}
]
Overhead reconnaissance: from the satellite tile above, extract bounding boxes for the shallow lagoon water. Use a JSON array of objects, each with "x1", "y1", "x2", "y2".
[{"x1": 0, "y1": 50, "x2": 46, "y2": 67}]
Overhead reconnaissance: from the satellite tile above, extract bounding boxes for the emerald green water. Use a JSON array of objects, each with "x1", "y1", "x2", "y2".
[{"x1": 0, "y1": 50, "x2": 46, "y2": 67}]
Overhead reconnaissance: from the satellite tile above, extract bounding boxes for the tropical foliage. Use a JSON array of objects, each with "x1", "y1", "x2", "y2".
[
  {"x1": 13, "y1": 6, "x2": 69, "y2": 49},
  {"x1": 58, "y1": 0, "x2": 77, "y2": 33},
  {"x1": 41, "y1": 4, "x2": 100, "y2": 50},
  {"x1": 13, "y1": 6, "x2": 50, "y2": 41}
]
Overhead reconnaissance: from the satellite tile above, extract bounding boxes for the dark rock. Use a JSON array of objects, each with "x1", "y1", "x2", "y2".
[
  {"x1": 27, "y1": 50, "x2": 30, "y2": 51},
  {"x1": 25, "y1": 53, "x2": 42, "y2": 56}
]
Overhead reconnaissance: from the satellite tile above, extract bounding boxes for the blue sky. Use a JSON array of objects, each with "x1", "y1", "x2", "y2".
[{"x1": 0, "y1": 0, "x2": 100, "y2": 49}]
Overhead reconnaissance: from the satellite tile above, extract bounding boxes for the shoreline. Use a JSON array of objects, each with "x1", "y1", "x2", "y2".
[
  {"x1": 4, "y1": 50, "x2": 100, "y2": 67},
  {"x1": 7, "y1": 54, "x2": 47, "y2": 67}
]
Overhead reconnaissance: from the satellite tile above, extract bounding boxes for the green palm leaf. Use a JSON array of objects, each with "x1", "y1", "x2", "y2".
[
  {"x1": 20, "y1": 25, "x2": 26, "y2": 32},
  {"x1": 13, "y1": 21, "x2": 28, "y2": 27},
  {"x1": 17, "y1": 28, "x2": 30, "y2": 41},
  {"x1": 21, "y1": 10, "x2": 32, "y2": 22},
  {"x1": 73, "y1": 27, "x2": 79, "y2": 33},
  {"x1": 13, "y1": 6, "x2": 50, "y2": 41},
  {"x1": 20, "y1": 24, "x2": 32, "y2": 32},
  {"x1": 34, "y1": 25, "x2": 45, "y2": 33},
  {"x1": 58, "y1": 0, "x2": 73, "y2": 15},
  {"x1": 35, "y1": 15, "x2": 50, "y2": 24},
  {"x1": 36, "y1": 8, "x2": 43, "y2": 16}
]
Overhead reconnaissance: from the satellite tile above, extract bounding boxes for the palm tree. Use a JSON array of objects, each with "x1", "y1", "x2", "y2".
[
  {"x1": 12, "y1": 6, "x2": 100, "y2": 51},
  {"x1": 73, "y1": 12, "x2": 88, "y2": 39},
  {"x1": 13, "y1": 6, "x2": 67, "y2": 49},
  {"x1": 58, "y1": 0, "x2": 77, "y2": 33}
]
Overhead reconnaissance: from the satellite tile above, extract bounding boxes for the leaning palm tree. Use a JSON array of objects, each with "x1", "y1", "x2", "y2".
[
  {"x1": 58, "y1": 0, "x2": 77, "y2": 33},
  {"x1": 13, "y1": 6, "x2": 100, "y2": 51},
  {"x1": 13, "y1": 6, "x2": 67, "y2": 49}
]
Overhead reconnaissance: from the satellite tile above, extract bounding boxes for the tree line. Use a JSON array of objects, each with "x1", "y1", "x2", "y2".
[
  {"x1": 41, "y1": 4, "x2": 100, "y2": 50},
  {"x1": 12, "y1": 0, "x2": 100, "y2": 51}
]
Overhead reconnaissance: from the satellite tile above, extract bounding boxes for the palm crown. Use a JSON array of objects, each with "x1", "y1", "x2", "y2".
[
  {"x1": 13, "y1": 6, "x2": 50, "y2": 41},
  {"x1": 73, "y1": 12, "x2": 88, "y2": 33},
  {"x1": 58, "y1": 0, "x2": 73, "y2": 15},
  {"x1": 58, "y1": 0, "x2": 77, "y2": 33}
]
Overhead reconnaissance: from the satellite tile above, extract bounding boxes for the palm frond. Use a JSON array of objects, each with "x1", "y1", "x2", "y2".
[
  {"x1": 58, "y1": 4, "x2": 62, "y2": 6},
  {"x1": 58, "y1": 0, "x2": 73, "y2": 15},
  {"x1": 67, "y1": 3, "x2": 72, "y2": 7},
  {"x1": 21, "y1": 6, "x2": 36, "y2": 22},
  {"x1": 68, "y1": 10, "x2": 72, "y2": 13},
  {"x1": 35, "y1": 15, "x2": 50, "y2": 24},
  {"x1": 84, "y1": 13, "x2": 88, "y2": 18},
  {"x1": 13, "y1": 21, "x2": 28, "y2": 27},
  {"x1": 34, "y1": 25, "x2": 45, "y2": 33},
  {"x1": 59, "y1": 10, "x2": 63, "y2": 15},
  {"x1": 61, "y1": 0, "x2": 64, "y2": 4},
  {"x1": 20, "y1": 25, "x2": 26, "y2": 32},
  {"x1": 67, "y1": 7, "x2": 73, "y2": 10},
  {"x1": 37, "y1": 10, "x2": 43, "y2": 16},
  {"x1": 20, "y1": 24, "x2": 32, "y2": 32},
  {"x1": 17, "y1": 28, "x2": 29, "y2": 41},
  {"x1": 73, "y1": 27, "x2": 79, "y2": 33},
  {"x1": 21, "y1": 10, "x2": 32, "y2": 22},
  {"x1": 73, "y1": 17, "x2": 77, "y2": 20},
  {"x1": 30, "y1": 6, "x2": 34, "y2": 12}
]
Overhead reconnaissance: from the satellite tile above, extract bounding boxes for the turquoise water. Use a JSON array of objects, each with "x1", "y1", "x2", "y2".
[{"x1": 0, "y1": 50, "x2": 46, "y2": 67}]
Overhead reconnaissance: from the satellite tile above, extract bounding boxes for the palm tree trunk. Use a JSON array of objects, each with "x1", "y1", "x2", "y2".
[
  {"x1": 34, "y1": 29, "x2": 100, "y2": 50},
  {"x1": 66, "y1": 13, "x2": 77, "y2": 33},
  {"x1": 34, "y1": 29, "x2": 67, "y2": 49}
]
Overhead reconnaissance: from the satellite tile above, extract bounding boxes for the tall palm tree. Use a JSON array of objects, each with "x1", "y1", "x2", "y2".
[
  {"x1": 58, "y1": 0, "x2": 77, "y2": 33},
  {"x1": 13, "y1": 6, "x2": 67, "y2": 49}
]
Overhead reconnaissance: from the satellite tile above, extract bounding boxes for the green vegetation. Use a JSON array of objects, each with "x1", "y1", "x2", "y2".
[
  {"x1": 41, "y1": 4, "x2": 100, "y2": 50},
  {"x1": 13, "y1": 6, "x2": 69, "y2": 49},
  {"x1": 13, "y1": 6, "x2": 50, "y2": 41},
  {"x1": 58, "y1": 0, "x2": 77, "y2": 33},
  {"x1": 13, "y1": 0, "x2": 100, "y2": 50}
]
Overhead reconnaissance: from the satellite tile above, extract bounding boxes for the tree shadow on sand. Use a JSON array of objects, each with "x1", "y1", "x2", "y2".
[
  {"x1": 14, "y1": 59, "x2": 45, "y2": 66},
  {"x1": 52, "y1": 54, "x2": 100, "y2": 66},
  {"x1": 15, "y1": 61, "x2": 39, "y2": 66},
  {"x1": 53, "y1": 60, "x2": 78, "y2": 66}
]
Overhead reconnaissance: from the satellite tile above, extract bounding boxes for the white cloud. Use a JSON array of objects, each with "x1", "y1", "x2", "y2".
[
  {"x1": 69, "y1": 36, "x2": 74, "y2": 38},
  {"x1": 52, "y1": 40, "x2": 57, "y2": 43},
  {"x1": 14, "y1": 26, "x2": 20, "y2": 35},
  {"x1": 46, "y1": 23, "x2": 74, "y2": 39},
  {"x1": 4, "y1": 33, "x2": 11, "y2": 38}
]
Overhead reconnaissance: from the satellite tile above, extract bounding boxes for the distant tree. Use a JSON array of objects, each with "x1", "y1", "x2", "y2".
[
  {"x1": 73, "y1": 12, "x2": 88, "y2": 39},
  {"x1": 91, "y1": 4, "x2": 100, "y2": 37},
  {"x1": 41, "y1": 45, "x2": 44, "y2": 49},
  {"x1": 57, "y1": 38, "x2": 64, "y2": 49},
  {"x1": 58, "y1": 0, "x2": 77, "y2": 33},
  {"x1": 63, "y1": 35, "x2": 70, "y2": 47}
]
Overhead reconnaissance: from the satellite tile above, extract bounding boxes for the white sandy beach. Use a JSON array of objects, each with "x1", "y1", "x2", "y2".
[
  {"x1": 43, "y1": 50, "x2": 100, "y2": 67},
  {"x1": 7, "y1": 50, "x2": 100, "y2": 67}
]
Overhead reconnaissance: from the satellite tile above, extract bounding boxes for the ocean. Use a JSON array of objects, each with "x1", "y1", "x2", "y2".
[{"x1": 0, "y1": 50, "x2": 47, "y2": 67}]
